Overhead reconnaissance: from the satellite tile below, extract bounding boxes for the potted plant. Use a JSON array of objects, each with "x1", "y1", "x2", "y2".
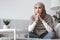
[
  {"x1": 53, "y1": 14, "x2": 60, "y2": 23},
  {"x1": 53, "y1": 12, "x2": 60, "y2": 30},
  {"x1": 3, "y1": 19, "x2": 11, "y2": 29},
  {"x1": 53, "y1": 12, "x2": 60, "y2": 38}
]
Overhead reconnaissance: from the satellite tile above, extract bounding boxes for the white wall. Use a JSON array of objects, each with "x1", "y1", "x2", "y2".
[
  {"x1": 0, "y1": 0, "x2": 16, "y2": 19},
  {"x1": 0, "y1": 0, "x2": 55, "y2": 20}
]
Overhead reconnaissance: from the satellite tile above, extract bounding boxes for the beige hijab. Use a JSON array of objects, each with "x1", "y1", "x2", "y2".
[{"x1": 34, "y1": 2, "x2": 46, "y2": 19}]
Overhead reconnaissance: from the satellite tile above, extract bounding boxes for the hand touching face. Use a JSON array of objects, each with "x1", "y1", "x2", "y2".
[{"x1": 34, "y1": 5, "x2": 43, "y2": 16}]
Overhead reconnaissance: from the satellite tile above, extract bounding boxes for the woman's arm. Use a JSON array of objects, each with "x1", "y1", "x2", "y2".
[
  {"x1": 28, "y1": 21, "x2": 36, "y2": 32},
  {"x1": 42, "y1": 20, "x2": 53, "y2": 32},
  {"x1": 28, "y1": 14, "x2": 39, "y2": 32},
  {"x1": 39, "y1": 16, "x2": 54, "y2": 32}
]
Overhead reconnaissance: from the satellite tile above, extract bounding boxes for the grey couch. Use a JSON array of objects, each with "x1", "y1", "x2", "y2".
[{"x1": 0, "y1": 19, "x2": 60, "y2": 39}]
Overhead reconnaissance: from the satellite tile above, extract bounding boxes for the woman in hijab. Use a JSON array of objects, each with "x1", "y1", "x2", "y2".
[{"x1": 25, "y1": 2, "x2": 56, "y2": 39}]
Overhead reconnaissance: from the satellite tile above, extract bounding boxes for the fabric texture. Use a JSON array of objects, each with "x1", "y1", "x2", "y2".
[{"x1": 29, "y1": 14, "x2": 54, "y2": 36}]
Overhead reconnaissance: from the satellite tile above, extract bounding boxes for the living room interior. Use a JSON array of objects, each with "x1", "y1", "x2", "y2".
[{"x1": 0, "y1": 0, "x2": 60, "y2": 40}]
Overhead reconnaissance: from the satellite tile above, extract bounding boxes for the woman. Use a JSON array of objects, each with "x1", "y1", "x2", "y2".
[{"x1": 25, "y1": 2, "x2": 56, "y2": 39}]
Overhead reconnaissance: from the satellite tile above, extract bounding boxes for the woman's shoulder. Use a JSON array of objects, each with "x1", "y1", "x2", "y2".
[
  {"x1": 44, "y1": 14, "x2": 53, "y2": 21},
  {"x1": 31, "y1": 14, "x2": 35, "y2": 19},
  {"x1": 30, "y1": 14, "x2": 35, "y2": 21},
  {"x1": 45, "y1": 14, "x2": 52, "y2": 19}
]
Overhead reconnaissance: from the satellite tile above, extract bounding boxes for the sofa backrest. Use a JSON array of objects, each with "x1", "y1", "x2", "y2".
[{"x1": 0, "y1": 19, "x2": 29, "y2": 30}]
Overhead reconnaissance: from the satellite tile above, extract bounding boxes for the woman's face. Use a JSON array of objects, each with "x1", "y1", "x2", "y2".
[{"x1": 34, "y1": 5, "x2": 43, "y2": 16}]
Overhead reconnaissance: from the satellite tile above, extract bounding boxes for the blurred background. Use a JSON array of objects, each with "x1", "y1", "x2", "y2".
[{"x1": 0, "y1": 0, "x2": 60, "y2": 40}]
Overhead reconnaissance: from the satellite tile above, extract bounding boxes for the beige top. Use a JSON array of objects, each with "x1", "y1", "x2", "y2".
[{"x1": 29, "y1": 14, "x2": 54, "y2": 36}]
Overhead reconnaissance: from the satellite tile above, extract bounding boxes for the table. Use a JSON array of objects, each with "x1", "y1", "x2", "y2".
[{"x1": 0, "y1": 29, "x2": 28, "y2": 40}]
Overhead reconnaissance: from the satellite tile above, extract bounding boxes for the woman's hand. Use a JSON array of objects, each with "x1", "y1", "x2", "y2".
[
  {"x1": 35, "y1": 14, "x2": 39, "y2": 22},
  {"x1": 39, "y1": 15, "x2": 43, "y2": 22},
  {"x1": 35, "y1": 13, "x2": 44, "y2": 22}
]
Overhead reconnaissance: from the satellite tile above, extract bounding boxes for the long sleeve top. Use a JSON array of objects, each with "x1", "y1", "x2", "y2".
[{"x1": 28, "y1": 14, "x2": 54, "y2": 36}]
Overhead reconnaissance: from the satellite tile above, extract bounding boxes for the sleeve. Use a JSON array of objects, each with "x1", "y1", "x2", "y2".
[
  {"x1": 28, "y1": 21, "x2": 36, "y2": 32},
  {"x1": 42, "y1": 15, "x2": 54, "y2": 32},
  {"x1": 28, "y1": 15, "x2": 37, "y2": 32},
  {"x1": 46, "y1": 15, "x2": 54, "y2": 29},
  {"x1": 42, "y1": 20, "x2": 53, "y2": 32},
  {"x1": 29, "y1": 15, "x2": 35, "y2": 25}
]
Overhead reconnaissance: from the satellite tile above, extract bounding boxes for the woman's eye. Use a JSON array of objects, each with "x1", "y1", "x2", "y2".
[{"x1": 35, "y1": 7, "x2": 42, "y2": 9}]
